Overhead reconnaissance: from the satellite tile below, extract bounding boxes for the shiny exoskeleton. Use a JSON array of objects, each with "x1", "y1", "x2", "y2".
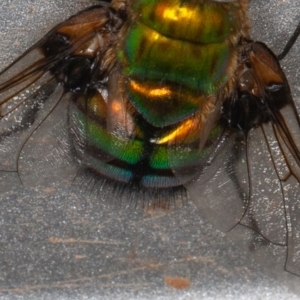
[
  {"x1": 0, "y1": 0, "x2": 300, "y2": 276},
  {"x1": 42, "y1": 0, "x2": 251, "y2": 188}
]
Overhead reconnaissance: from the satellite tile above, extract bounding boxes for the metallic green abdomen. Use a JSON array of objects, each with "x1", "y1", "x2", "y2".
[{"x1": 74, "y1": 0, "x2": 245, "y2": 188}]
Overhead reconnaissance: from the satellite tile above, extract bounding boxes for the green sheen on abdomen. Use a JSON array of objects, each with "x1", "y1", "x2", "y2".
[{"x1": 71, "y1": 0, "x2": 243, "y2": 188}]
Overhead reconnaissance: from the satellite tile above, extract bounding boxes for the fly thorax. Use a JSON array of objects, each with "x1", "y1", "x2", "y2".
[{"x1": 117, "y1": 0, "x2": 244, "y2": 128}]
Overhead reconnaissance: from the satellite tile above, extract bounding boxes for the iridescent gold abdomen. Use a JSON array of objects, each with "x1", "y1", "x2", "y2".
[{"x1": 73, "y1": 0, "x2": 250, "y2": 187}]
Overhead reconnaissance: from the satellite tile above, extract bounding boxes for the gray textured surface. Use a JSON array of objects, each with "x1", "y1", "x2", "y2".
[{"x1": 0, "y1": 0, "x2": 300, "y2": 299}]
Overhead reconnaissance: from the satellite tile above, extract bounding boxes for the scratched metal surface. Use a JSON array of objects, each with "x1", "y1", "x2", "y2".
[{"x1": 0, "y1": 0, "x2": 300, "y2": 299}]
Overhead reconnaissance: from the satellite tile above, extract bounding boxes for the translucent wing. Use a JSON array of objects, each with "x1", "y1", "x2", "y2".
[
  {"x1": 182, "y1": 129, "x2": 249, "y2": 233},
  {"x1": 262, "y1": 101, "x2": 300, "y2": 275},
  {"x1": 185, "y1": 41, "x2": 300, "y2": 275},
  {"x1": 0, "y1": 4, "x2": 122, "y2": 190}
]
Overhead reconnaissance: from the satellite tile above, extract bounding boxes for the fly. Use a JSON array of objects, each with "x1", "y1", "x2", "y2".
[{"x1": 0, "y1": 0, "x2": 300, "y2": 276}]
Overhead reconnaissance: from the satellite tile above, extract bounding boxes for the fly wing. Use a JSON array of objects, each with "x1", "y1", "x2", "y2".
[
  {"x1": 185, "y1": 41, "x2": 300, "y2": 275},
  {"x1": 239, "y1": 123, "x2": 288, "y2": 245},
  {"x1": 261, "y1": 89, "x2": 300, "y2": 275},
  {"x1": 242, "y1": 93, "x2": 300, "y2": 276},
  {"x1": 241, "y1": 42, "x2": 300, "y2": 274},
  {"x1": 0, "y1": 4, "x2": 121, "y2": 190},
  {"x1": 183, "y1": 128, "x2": 250, "y2": 233}
]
